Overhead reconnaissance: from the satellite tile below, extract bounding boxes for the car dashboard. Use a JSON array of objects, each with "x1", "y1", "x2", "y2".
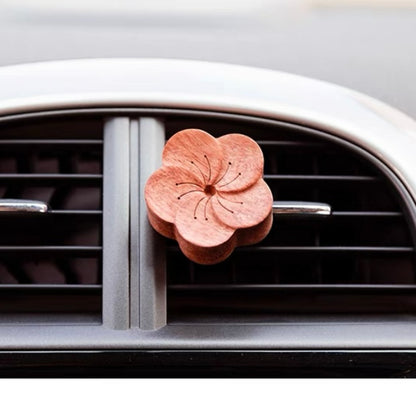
[{"x1": 0, "y1": 59, "x2": 416, "y2": 377}]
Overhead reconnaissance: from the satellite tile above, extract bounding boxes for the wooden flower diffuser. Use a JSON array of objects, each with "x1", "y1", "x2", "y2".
[{"x1": 145, "y1": 129, "x2": 273, "y2": 264}]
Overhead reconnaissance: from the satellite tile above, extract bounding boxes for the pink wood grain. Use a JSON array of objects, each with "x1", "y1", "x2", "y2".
[{"x1": 145, "y1": 129, "x2": 273, "y2": 264}]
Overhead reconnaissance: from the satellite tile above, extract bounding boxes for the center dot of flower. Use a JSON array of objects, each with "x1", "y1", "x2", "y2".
[{"x1": 204, "y1": 184, "x2": 216, "y2": 196}]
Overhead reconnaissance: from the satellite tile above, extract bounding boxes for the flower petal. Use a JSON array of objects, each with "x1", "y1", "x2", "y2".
[
  {"x1": 175, "y1": 231, "x2": 237, "y2": 265},
  {"x1": 162, "y1": 129, "x2": 225, "y2": 185},
  {"x1": 211, "y1": 179, "x2": 273, "y2": 229},
  {"x1": 145, "y1": 165, "x2": 204, "y2": 239},
  {"x1": 237, "y1": 212, "x2": 273, "y2": 246},
  {"x1": 174, "y1": 192, "x2": 235, "y2": 248},
  {"x1": 216, "y1": 134, "x2": 264, "y2": 192}
]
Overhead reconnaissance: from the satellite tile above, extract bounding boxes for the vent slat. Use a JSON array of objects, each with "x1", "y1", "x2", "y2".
[
  {"x1": 49, "y1": 210, "x2": 103, "y2": 215},
  {"x1": 169, "y1": 288, "x2": 416, "y2": 317},
  {"x1": 257, "y1": 140, "x2": 324, "y2": 147},
  {"x1": 168, "y1": 246, "x2": 414, "y2": 254},
  {"x1": 238, "y1": 246, "x2": 414, "y2": 253},
  {"x1": 0, "y1": 285, "x2": 101, "y2": 314},
  {"x1": 169, "y1": 284, "x2": 416, "y2": 291},
  {"x1": 0, "y1": 284, "x2": 101, "y2": 290},
  {"x1": 264, "y1": 174, "x2": 378, "y2": 182},
  {"x1": 0, "y1": 246, "x2": 101, "y2": 253},
  {"x1": 0, "y1": 139, "x2": 102, "y2": 145},
  {"x1": 332, "y1": 211, "x2": 403, "y2": 217},
  {"x1": 0, "y1": 174, "x2": 102, "y2": 181}
]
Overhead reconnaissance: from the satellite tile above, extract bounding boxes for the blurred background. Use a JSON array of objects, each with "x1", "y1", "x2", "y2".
[{"x1": 0, "y1": 0, "x2": 415, "y2": 117}]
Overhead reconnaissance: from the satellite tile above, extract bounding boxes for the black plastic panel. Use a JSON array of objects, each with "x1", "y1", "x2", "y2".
[{"x1": 0, "y1": 350, "x2": 415, "y2": 378}]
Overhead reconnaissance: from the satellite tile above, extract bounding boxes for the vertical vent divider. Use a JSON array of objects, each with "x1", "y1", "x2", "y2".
[
  {"x1": 137, "y1": 117, "x2": 166, "y2": 330},
  {"x1": 103, "y1": 118, "x2": 130, "y2": 330},
  {"x1": 130, "y1": 119, "x2": 140, "y2": 328}
]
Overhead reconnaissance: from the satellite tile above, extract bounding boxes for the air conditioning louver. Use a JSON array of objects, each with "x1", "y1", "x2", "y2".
[
  {"x1": 166, "y1": 115, "x2": 416, "y2": 321},
  {"x1": 0, "y1": 116, "x2": 103, "y2": 321},
  {"x1": 1, "y1": 111, "x2": 413, "y2": 326}
]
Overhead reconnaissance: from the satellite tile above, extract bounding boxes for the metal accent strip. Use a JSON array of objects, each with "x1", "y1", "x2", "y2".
[
  {"x1": 273, "y1": 201, "x2": 331, "y2": 216},
  {"x1": 102, "y1": 117, "x2": 130, "y2": 330},
  {"x1": 0, "y1": 199, "x2": 49, "y2": 213},
  {"x1": 137, "y1": 117, "x2": 167, "y2": 330}
]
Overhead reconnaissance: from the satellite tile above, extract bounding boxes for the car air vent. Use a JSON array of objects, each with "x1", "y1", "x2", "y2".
[
  {"x1": 165, "y1": 114, "x2": 416, "y2": 322},
  {"x1": 0, "y1": 116, "x2": 102, "y2": 323}
]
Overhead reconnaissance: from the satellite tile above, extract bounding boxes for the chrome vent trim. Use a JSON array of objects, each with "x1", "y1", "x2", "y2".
[
  {"x1": 272, "y1": 201, "x2": 332, "y2": 216},
  {"x1": 0, "y1": 199, "x2": 49, "y2": 213}
]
